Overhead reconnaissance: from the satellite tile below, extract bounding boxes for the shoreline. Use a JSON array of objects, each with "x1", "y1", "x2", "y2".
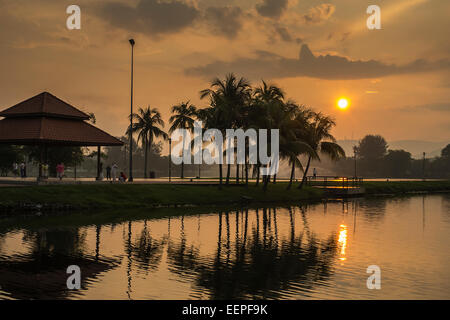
[{"x1": 0, "y1": 180, "x2": 449, "y2": 215}]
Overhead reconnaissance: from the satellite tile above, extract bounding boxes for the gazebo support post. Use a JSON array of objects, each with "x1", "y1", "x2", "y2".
[{"x1": 96, "y1": 146, "x2": 101, "y2": 181}]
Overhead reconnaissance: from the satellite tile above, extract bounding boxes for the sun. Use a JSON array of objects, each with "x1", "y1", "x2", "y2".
[{"x1": 337, "y1": 98, "x2": 349, "y2": 110}]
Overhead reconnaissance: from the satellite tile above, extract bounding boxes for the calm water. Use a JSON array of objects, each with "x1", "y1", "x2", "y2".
[{"x1": 0, "y1": 194, "x2": 449, "y2": 300}]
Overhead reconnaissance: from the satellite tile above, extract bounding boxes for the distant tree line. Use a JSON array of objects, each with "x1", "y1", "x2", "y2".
[{"x1": 333, "y1": 134, "x2": 450, "y2": 178}]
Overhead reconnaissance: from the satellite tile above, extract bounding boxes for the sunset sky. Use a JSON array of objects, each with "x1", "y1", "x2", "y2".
[{"x1": 1, "y1": 0, "x2": 449, "y2": 147}]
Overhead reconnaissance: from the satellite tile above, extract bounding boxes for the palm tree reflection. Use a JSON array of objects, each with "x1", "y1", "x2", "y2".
[{"x1": 163, "y1": 206, "x2": 339, "y2": 299}]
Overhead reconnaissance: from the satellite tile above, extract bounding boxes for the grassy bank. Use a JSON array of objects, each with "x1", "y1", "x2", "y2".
[
  {"x1": 0, "y1": 183, "x2": 323, "y2": 212},
  {"x1": 363, "y1": 180, "x2": 450, "y2": 195},
  {"x1": 0, "y1": 180, "x2": 449, "y2": 214}
]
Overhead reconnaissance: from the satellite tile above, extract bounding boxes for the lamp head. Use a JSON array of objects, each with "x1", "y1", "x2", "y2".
[{"x1": 129, "y1": 39, "x2": 135, "y2": 46}]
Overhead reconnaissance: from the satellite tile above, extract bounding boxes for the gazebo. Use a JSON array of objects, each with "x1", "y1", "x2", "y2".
[{"x1": 0, "y1": 91, "x2": 123, "y2": 180}]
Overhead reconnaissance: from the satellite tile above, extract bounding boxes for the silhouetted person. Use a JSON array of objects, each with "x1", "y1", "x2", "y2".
[
  {"x1": 57, "y1": 163, "x2": 65, "y2": 180},
  {"x1": 19, "y1": 162, "x2": 25, "y2": 178},
  {"x1": 106, "y1": 165, "x2": 111, "y2": 180}
]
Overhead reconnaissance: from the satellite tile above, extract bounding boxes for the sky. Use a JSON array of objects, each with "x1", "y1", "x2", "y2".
[{"x1": 0, "y1": 0, "x2": 449, "y2": 149}]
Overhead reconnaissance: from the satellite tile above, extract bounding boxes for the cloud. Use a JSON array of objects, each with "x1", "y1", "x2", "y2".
[
  {"x1": 256, "y1": 0, "x2": 289, "y2": 19},
  {"x1": 274, "y1": 25, "x2": 293, "y2": 42},
  {"x1": 204, "y1": 6, "x2": 244, "y2": 39},
  {"x1": 98, "y1": 0, "x2": 199, "y2": 37},
  {"x1": 185, "y1": 44, "x2": 450, "y2": 80},
  {"x1": 401, "y1": 103, "x2": 450, "y2": 112},
  {"x1": 302, "y1": 4, "x2": 335, "y2": 25}
]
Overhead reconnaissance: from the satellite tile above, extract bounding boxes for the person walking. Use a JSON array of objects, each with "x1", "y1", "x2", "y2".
[
  {"x1": 313, "y1": 168, "x2": 317, "y2": 179},
  {"x1": 57, "y1": 163, "x2": 65, "y2": 180},
  {"x1": 111, "y1": 163, "x2": 118, "y2": 182},
  {"x1": 106, "y1": 164, "x2": 112, "y2": 180}
]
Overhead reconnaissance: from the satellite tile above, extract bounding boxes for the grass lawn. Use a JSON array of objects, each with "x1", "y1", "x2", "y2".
[
  {"x1": 1, "y1": 180, "x2": 449, "y2": 213},
  {"x1": 0, "y1": 183, "x2": 323, "y2": 210},
  {"x1": 363, "y1": 180, "x2": 450, "y2": 194}
]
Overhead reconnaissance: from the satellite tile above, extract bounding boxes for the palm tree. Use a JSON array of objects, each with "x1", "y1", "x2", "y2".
[
  {"x1": 279, "y1": 103, "x2": 317, "y2": 190},
  {"x1": 169, "y1": 101, "x2": 197, "y2": 179},
  {"x1": 128, "y1": 106, "x2": 168, "y2": 179},
  {"x1": 297, "y1": 112, "x2": 345, "y2": 189},
  {"x1": 252, "y1": 81, "x2": 286, "y2": 190},
  {"x1": 200, "y1": 73, "x2": 252, "y2": 185},
  {"x1": 196, "y1": 106, "x2": 224, "y2": 187}
]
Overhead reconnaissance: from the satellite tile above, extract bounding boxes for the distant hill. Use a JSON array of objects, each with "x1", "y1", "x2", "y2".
[{"x1": 337, "y1": 140, "x2": 449, "y2": 159}]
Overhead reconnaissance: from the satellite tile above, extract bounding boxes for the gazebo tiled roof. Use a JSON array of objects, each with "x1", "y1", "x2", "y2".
[
  {"x1": 0, "y1": 92, "x2": 90, "y2": 120},
  {"x1": 0, "y1": 92, "x2": 123, "y2": 146}
]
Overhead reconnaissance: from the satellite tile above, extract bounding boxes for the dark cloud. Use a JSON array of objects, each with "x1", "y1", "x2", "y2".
[
  {"x1": 204, "y1": 6, "x2": 244, "y2": 39},
  {"x1": 303, "y1": 4, "x2": 335, "y2": 25},
  {"x1": 274, "y1": 25, "x2": 292, "y2": 42},
  {"x1": 185, "y1": 44, "x2": 450, "y2": 80},
  {"x1": 256, "y1": 0, "x2": 288, "y2": 19},
  {"x1": 98, "y1": 0, "x2": 199, "y2": 37}
]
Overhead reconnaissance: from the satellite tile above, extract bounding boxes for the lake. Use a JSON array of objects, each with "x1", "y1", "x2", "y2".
[{"x1": 0, "y1": 193, "x2": 449, "y2": 300}]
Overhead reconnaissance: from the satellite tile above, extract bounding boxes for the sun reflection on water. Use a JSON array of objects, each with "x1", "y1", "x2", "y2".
[{"x1": 338, "y1": 224, "x2": 348, "y2": 261}]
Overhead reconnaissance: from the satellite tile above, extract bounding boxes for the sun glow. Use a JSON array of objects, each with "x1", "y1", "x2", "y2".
[
  {"x1": 338, "y1": 224, "x2": 348, "y2": 261},
  {"x1": 337, "y1": 98, "x2": 349, "y2": 110}
]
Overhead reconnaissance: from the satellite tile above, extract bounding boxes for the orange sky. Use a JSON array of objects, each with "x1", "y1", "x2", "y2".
[{"x1": 0, "y1": 0, "x2": 449, "y2": 148}]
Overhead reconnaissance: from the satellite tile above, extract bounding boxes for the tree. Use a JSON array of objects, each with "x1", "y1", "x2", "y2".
[
  {"x1": 200, "y1": 73, "x2": 252, "y2": 186},
  {"x1": 441, "y1": 144, "x2": 450, "y2": 158},
  {"x1": 283, "y1": 104, "x2": 317, "y2": 190},
  {"x1": 354, "y1": 134, "x2": 388, "y2": 176},
  {"x1": 128, "y1": 107, "x2": 168, "y2": 179},
  {"x1": 0, "y1": 145, "x2": 22, "y2": 176},
  {"x1": 383, "y1": 149, "x2": 412, "y2": 177},
  {"x1": 298, "y1": 112, "x2": 345, "y2": 189},
  {"x1": 355, "y1": 135, "x2": 388, "y2": 161},
  {"x1": 169, "y1": 101, "x2": 197, "y2": 179}
]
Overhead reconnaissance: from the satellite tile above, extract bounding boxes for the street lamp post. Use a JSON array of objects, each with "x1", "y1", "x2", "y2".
[{"x1": 128, "y1": 38, "x2": 135, "y2": 182}]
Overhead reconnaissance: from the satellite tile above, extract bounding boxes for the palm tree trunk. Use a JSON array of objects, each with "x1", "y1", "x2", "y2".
[
  {"x1": 245, "y1": 156, "x2": 249, "y2": 187},
  {"x1": 287, "y1": 160, "x2": 295, "y2": 190},
  {"x1": 236, "y1": 163, "x2": 239, "y2": 184},
  {"x1": 255, "y1": 164, "x2": 260, "y2": 186},
  {"x1": 226, "y1": 164, "x2": 230, "y2": 185},
  {"x1": 273, "y1": 174, "x2": 277, "y2": 184},
  {"x1": 144, "y1": 137, "x2": 148, "y2": 179},
  {"x1": 181, "y1": 131, "x2": 186, "y2": 179},
  {"x1": 263, "y1": 164, "x2": 270, "y2": 191},
  {"x1": 298, "y1": 155, "x2": 311, "y2": 189},
  {"x1": 148, "y1": 136, "x2": 153, "y2": 179}
]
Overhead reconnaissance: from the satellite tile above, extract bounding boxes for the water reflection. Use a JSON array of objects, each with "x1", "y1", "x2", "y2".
[
  {"x1": 0, "y1": 228, "x2": 120, "y2": 299},
  {"x1": 0, "y1": 194, "x2": 449, "y2": 300},
  {"x1": 191, "y1": 208, "x2": 338, "y2": 299}
]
